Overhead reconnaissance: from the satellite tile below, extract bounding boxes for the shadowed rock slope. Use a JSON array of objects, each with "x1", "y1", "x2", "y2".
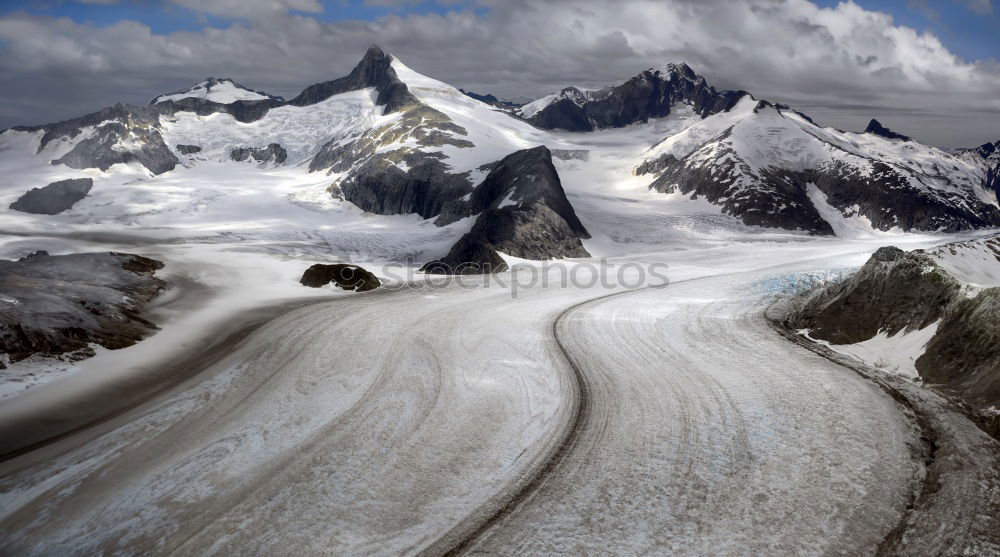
[
  {"x1": 787, "y1": 242, "x2": 1000, "y2": 437},
  {"x1": 520, "y1": 63, "x2": 746, "y2": 131},
  {"x1": 0, "y1": 252, "x2": 165, "y2": 363},
  {"x1": 422, "y1": 146, "x2": 590, "y2": 274},
  {"x1": 9, "y1": 178, "x2": 93, "y2": 215}
]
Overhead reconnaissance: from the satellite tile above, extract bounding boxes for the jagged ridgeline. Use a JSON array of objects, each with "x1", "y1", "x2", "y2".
[{"x1": 2, "y1": 44, "x2": 999, "y2": 269}]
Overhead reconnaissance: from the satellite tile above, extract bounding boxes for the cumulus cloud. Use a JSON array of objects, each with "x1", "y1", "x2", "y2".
[{"x1": 0, "y1": 0, "x2": 997, "y2": 147}]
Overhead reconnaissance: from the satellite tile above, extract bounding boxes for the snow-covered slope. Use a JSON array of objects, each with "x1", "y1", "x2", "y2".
[
  {"x1": 1, "y1": 44, "x2": 998, "y2": 267},
  {"x1": 150, "y1": 78, "x2": 281, "y2": 105},
  {"x1": 638, "y1": 98, "x2": 1000, "y2": 234},
  {"x1": 518, "y1": 86, "x2": 592, "y2": 119}
]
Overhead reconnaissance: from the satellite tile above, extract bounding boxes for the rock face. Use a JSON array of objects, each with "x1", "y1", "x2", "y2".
[
  {"x1": 309, "y1": 101, "x2": 476, "y2": 218},
  {"x1": 637, "y1": 100, "x2": 1000, "y2": 234},
  {"x1": 520, "y1": 63, "x2": 747, "y2": 131},
  {"x1": 0, "y1": 252, "x2": 165, "y2": 362},
  {"x1": 459, "y1": 89, "x2": 520, "y2": 109},
  {"x1": 864, "y1": 119, "x2": 911, "y2": 141},
  {"x1": 788, "y1": 246, "x2": 959, "y2": 343},
  {"x1": 9, "y1": 178, "x2": 93, "y2": 215},
  {"x1": 967, "y1": 140, "x2": 1000, "y2": 201},
  {"x1": 9, "y1": 45, "x2": 419, "y2": 176},
  {"x1": 230, "y1": 143, "x2": 287, "y2": 165},
  {"x1": 300, "y1": 264, "x2": 381, "y2": 292},
  {"x1": 289, "y1": 45, "x2": 418, "y2": 113},
  {"x1": 787, "y1": 243, "x2": 1000, "y2": 437},
  {"x1": 423, "y1": 146, "x2": 590, "y2": 274},
  {"x1": 44, "y1": 106, "x2": 180, "y2": 175}
]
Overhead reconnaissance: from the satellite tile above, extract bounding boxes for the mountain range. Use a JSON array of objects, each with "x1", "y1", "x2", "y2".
[{"x1": 2, "y1": 44, "x2": 999, "y2": 271}]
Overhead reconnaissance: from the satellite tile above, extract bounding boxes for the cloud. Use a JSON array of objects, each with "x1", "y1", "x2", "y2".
[
  {"x1": 960, "y1": 0, "x2": 993, "y2": 14},
  {"x1": 0, "y1": 0, "x2": 997, "y2": 148},
  {"x1": 166, "y1": 0, "x2": 324, "y2": 19}
]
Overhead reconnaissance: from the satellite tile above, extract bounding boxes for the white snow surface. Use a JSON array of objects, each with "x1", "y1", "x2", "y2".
[
  {"x1": 927, "y1": 235, "x2": 1000, "y2": 287},
  {"x1": 151, "y1": 79, "x2": 272, "y2": 104},
  {"x1": 804, "y1": 322, "x2": 940, "y2": 379},
  {"x1": 0, "y1": 49, "x2": 990, "y2": 400}
]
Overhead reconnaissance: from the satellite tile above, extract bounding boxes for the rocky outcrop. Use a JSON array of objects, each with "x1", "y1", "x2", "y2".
[
  {"x1": 786, "y1": 244, "x2": 1000, "y2": 437},
  {"x1": 788, "y1": 247, "x2": 959, "y2": 343},
  {"x1": 48, "y1": 111, "x2": 179, "y2": 175},
  {"x1": 10, "y1": 45, "x2": 417, "y2": 176},
  {"x1": 969, "y1": 140, "x2": 1000, "y2": 201},
  {"x1": 289, "y1": 45, "x2": 418, "y2": 113},
  {"x1": 638, "y1": 103, "x2": 1000, "y2": 235},
  {"x1": 522, "y1": 63, "x2": 747, "y2": 131},
  {"x1": 309, "y1": 104, "x2": 476, "y2": 218},
  {"x1": 0, "y1": 252, "x2": 165, "y2": 362},
  {"x1": 176, "y1": 144, "x2": 201, "y2": 155},
  {"x1": 865, "y1": 119, "x2": 911, "y2": 141},
  {"x1": 230, "y1": 143, "x2": 287, "y2": 165},
  {"x1": 459, "y1": 89, "x2": 520, "y2": 109},
  {"x1": 641, "y1": 147, "x2": 834, "y2": 234},
  {"x1": 423, "y1": 146, "x2": 590, "y2": 274},
  {"x1": 9, "y1": 178, "x2": 93, "y2": 215},
  {"x1": 300, "y1": 263, "x2": 381, "y2": 292}
]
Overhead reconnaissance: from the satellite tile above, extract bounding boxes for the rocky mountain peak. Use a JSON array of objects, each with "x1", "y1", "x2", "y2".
[
  {"x1": 976, "y1": 140, "x2": 999, "y2": 159},
  {"x1": 865, "y1": 119, "x2": 911, "y2": 142},
  {"x1": 150, "y1": 77, "x2": 279, "y2": 105},
  {"x1": 287, "y1": 43, "x2": 418, "y2": 113},
  {"x1": 646, "y1": 62, "x2": 699, "y2": 82},
  {"x1": 522, "y1": 61, "x2": 746, "y2": 131}
]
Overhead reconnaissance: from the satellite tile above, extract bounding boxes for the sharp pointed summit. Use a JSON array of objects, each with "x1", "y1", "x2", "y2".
[
  {"x1": 288, "y1": 43, "x2": 417, "y2": 113},
  {"x1": 865, "y1": 119, "x2": 911, "y2": 141}
]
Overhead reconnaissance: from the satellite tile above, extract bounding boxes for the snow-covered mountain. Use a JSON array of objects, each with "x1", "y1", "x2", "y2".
[
  {"x1": 150, "y1": 78, "x2": 283, "y2": 105},
  {"x1": 635, "y1": 97, "x2": 1000, "y2": 233},
  {"x1": 1, "y1": 45, "x2": 999, "y2": 269},
  {"x1": 518, "y1": 63, "x2": 746, "y2": 131}
]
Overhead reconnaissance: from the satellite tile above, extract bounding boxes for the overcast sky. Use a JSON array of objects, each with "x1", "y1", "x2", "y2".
[{"x1": 0, "y1": 0, "x2": 998, "y2": 148}]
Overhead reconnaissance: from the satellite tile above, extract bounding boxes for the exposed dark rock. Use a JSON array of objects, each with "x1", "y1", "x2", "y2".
[
  {"x1": 176, "y1": 144, "x2": 201, "y2": 155},
  {"x1": 10, "y1": 45, "x2": 411, "y2": 175},
  {"x1": 19, "y1": 250, "x2": 49, "y2": 260},
  {"x1": 230, "y1": 143, "x2": 287, "y2": 165},
  {"x1": 788, "y1": 246, "x2": 959, "y2": 344},
  {"x1": 787, "y1": 243, "x2": 1000, "y2": 437},
  {"x1": 339, "y1": 156, "x2": 472, "y2": 218},
  {"x1": 524, "y1": 63, "x2": 748, "y2": 131},
  {"x1": 300, "y1": 263, "x2": 381, "y2": 292},
  {"x1": 40, "y1": 109, "x2": 180, "y2": 175},
  {"x1": 423, "y1": 146, "x2": 590, "y2": 274},
  {"x1": 309, "y1": 103, "x2": 476, "y2": 217},
  {"x1": 971, "y1": 140, "x2": 1000, "y2": 201},
  {"x1": 289, "y1": 45, "x2": 418, "y2": 114},
  {"x1": 156, "y1": 96, "x2": 286, "y2": 124},
  {"x1": 0, "y1": 252, "x2": 165, "y2": 362},
  {"x1": 640, "y1": 129, "x2": 1000, "y2": 235},
  {"x1": 642, "y1": 146, "x2": 834, "y2": 234},
  {"x1": 459, "y1": 89, "x2": 521, "y2": 109},
  {"x1": 9, "y1": 178, "x2": 93, "y2": 215},
  {"x1": 918, "y1": 288, "x2": 1000, "y2": 416},
  {"x1": 865, "y1": 119, "x2": 911, "y2": 141}
]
